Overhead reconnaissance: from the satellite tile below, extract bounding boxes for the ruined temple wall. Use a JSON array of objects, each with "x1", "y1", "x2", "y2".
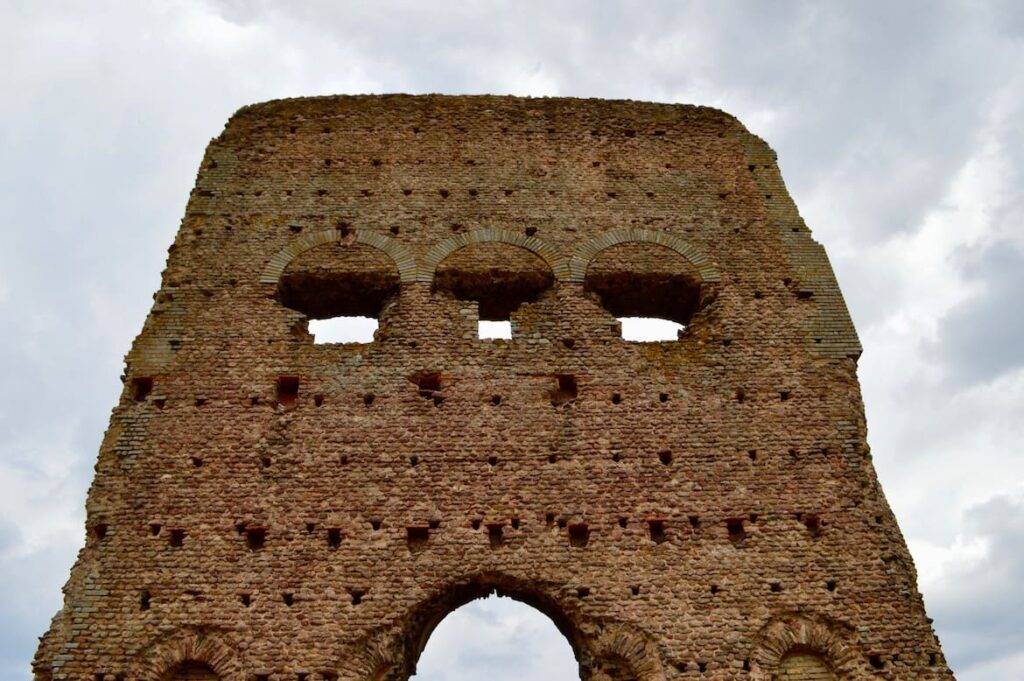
[{"x1": 37, "y1": 96, "x2": 949, "y2": 680}]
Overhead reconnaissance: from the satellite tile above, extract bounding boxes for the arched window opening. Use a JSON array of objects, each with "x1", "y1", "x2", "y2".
[
  {"x1": 411, "y1": 594, "x2": 580, "y2": 680},
  {"x1": 434, "y1": 242, "x2": 554, "y2": 341},
  {"x1": 161, "y1": 660, "x2": 219, "y2": 681},
  {"x1": 777, "y1": 648, "x2": 835, "y2": 680},
  {"x1": 584, "y1": 242, "x2": 703, "y2": 342},
  {"x1": 278, "y1": 241, "x2": 400, "y2": 344}
]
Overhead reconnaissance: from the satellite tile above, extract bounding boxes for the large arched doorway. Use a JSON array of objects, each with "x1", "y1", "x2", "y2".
[
  {"x1": 412, "y1": 593, "x2": 580, "y2": 680},
  {"x1": 342, "y1": 574, "x2": 662, "y2": 681}
]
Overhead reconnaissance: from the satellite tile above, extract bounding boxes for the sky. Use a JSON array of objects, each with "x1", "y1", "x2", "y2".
[{"x1": 1, "y1": 1, "x2": 1022, "y2": 679}]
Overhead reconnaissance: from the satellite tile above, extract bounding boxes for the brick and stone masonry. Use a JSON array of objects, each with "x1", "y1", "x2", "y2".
[{"x1": 34, "y1": 95, "x2": 953, "y2": 680}]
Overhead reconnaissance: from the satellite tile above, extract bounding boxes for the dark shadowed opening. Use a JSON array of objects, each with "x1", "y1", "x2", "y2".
[
  {"x1": 433, "y1": 243, "x2": 554, "y2": 334},
  {"x1": 161, "y1": 660, "x2": 219, "y2": 681},
  {"x1": 278, "y1": 241, "x2": 400, "y2": 343},
  {"x1": 585, "y1": 271, "x2": 701, "y2": 325},
  {"x1": 584, "y1": 241, "x2": 704, "y2": 339}
]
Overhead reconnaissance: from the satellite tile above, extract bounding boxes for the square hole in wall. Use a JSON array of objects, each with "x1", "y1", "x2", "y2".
[
  {"x1": 309, "y1": 316, "x2": 378, "y2": 344},
  {"x1": 478, "y1": 320, "x2": 512, "y2": 340},
  {"x1": 277, "y1": 376, "x2": 299, "y2": 406},
  {"x1": 131, "y1": 377, "x2": 153, "y2": 402},
  {"x1": 619, "y1": 317, "x2": 686, "y2": 342}
]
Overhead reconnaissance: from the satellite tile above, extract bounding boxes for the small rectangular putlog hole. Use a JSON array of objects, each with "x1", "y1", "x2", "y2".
[
  {"x1": 406, "y1": 525, "x2": 430, "y2": 552},
  {"x1": 411, "y1": 371, "x2": 442, "y2": 399},
  {"x1": 245, "y1": 527, "x2": 266, "y2": 550},
  {"x1": 276, "y1": 376, "x2": 299, "y2": 406},
  {"x1": 568, "y1": 522, "x2": 590, "y2": 548},
  {"x1": 487, "y1": 523, "x2": 504, "y2": 548},
  {"x1": 131, "y1": 377, "x2": 153, "y2": 402},
  {"x1": 726, "y1": 519, "x2": 745, "y2": 545},
  {"x1": 550, "y1": 374, "x2": 578, "y2": 406},
  {"x1": 647, "y1": 518, "x2": 667, "y2": 543},
  {"x1": 168, "y1": 529, "x2": 186, "y2": 547},
  {"x1": 327, "y1": 527, "x2": 343, "y2": 548},
  {"x1": 804, "y1": 514, "x2": 823, "y2": 537}
]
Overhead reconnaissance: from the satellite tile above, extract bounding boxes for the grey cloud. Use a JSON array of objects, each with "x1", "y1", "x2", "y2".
[
  {"x1": 2, "y1": 1, "x2": 1023, "y2": 679},
  {"x1": 930, "y1": 241, "x2": 1024, "y2": 386},
  {"x1": 929, "y1": 494, "x2": 1024, "y2": 677},
  {"x1": 0, "y1": 543, "x2": 78, "y2": 681},
  {"x1": 414, "y1": 595, "x2": 577, "y2": 681}
]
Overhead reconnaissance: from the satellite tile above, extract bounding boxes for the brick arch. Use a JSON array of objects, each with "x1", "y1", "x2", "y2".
[
  {"x1": 335, "y1": 629, "x2": 404, "y2": 681},
  {"x1": 260, "y1": 229, "x2": 417, "y2": 284},
  {"x1": 335, "y1": 573, "x2": 664, "y2": 681},
  {"x1": 749, "y1": 615, "x2": 863, "y2": 680},
  {"x1": 417, "y1": 228, "x2": 571, "y2": 282},
  {"x1": 586, "y1": 624, "x2": 667, "y2": 681},
  {"x1": 568, "y1": 228, "x2": 721, "y2": 283},
  {"x1": 134, "y1": 630, "x2": 242, "y2": 681}
]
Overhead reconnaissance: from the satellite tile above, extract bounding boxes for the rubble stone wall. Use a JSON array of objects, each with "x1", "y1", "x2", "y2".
[{"x1": 36, "y1": 95, "x2": 951, "y2": 680}]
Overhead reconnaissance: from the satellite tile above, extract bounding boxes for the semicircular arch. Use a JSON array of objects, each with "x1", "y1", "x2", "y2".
[
  {"x1": 418, "y1": 228, "x2": 570, "y2": 282},
  {"x1": 134, "y1": 630, "x2": 241, "y2": 681},
  {"x1": 260, "y1": 228, "x2": 417, "y2": 284},
  {"x1": 569, "y1": 228, "x2": 720, "y2": 283},
  {"x1": 749, "y1": 614, "x2": 863, "y2": 680},
  {"x1": 336, "y1": 572, "x2": 665, "y2": 681}
]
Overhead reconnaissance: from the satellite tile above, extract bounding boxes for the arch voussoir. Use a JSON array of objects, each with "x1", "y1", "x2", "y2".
[
  {"x1": 749, "y1": 614, "x2": 863, "y2": 680},
  {"x1": 260, "y1": 228, "x2": 417, "y2": 284},
  {"x1": 417, "y1": 228, "x2": 569, "y2": 282},
  {"x1": 134, "y1": 629, "x2": 241, "y2": 681},
  {"x1": 568, "y1": 227, "x2": 721, "y2": 283}
]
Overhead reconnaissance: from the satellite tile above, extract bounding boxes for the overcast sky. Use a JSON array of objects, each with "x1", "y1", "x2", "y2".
[{"x1": 2, "y1": 1, "x2": 1022, "y2": 679}]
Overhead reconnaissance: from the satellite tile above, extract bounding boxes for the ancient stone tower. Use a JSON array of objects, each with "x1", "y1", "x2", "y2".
[{"x1": 36, "y1": 95, "x2": 952, "y2": 681}]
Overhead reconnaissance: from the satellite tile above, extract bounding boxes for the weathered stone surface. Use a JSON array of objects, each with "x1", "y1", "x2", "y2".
[{"x1": 35, "y1": 95, "x2": 951, "y2": 680}]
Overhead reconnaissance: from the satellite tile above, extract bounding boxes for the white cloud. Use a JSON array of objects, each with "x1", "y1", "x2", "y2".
[
  {"x1": 2, "y1": 2, "x2": 1022, "y2": 679},
  {"x1": 413, "y1": 595, "x2": 578, "y2": 681}
]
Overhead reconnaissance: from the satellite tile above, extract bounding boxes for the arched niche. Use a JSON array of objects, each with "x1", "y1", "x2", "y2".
[
  {"x1": 750, "y1": 615, "x2": 861, "y2": 680},
  {"x1": 568, "y1": 228, "x2": 720, "y2": 284},
  {"x1": 433, "y1": 241, "x2": 555, "y2": 321},
  {"x1": 776, "y1": 647, "x2": 836, "y2": 680},
  {"x1": 418, "y1": 227, "x2": 571, "y2": 283},
  {"x1": 267, "y1": 233, "x2": 407, "y2": 343},
  {"x1": 584, "y1": 241, "x2": 705, "y2": 327},
  {"x1": 161, "y1": 660, "x2": 220, "y2": 681},
  {"x1": 261, "y1": 228, "x2": 417, "y2": 285},
  {"x1": 134, "y1": 630, "x2": 240, "y2": 681},
  {"x1": 278, "y1": 240, "x2": 401, "y2": 320}
]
